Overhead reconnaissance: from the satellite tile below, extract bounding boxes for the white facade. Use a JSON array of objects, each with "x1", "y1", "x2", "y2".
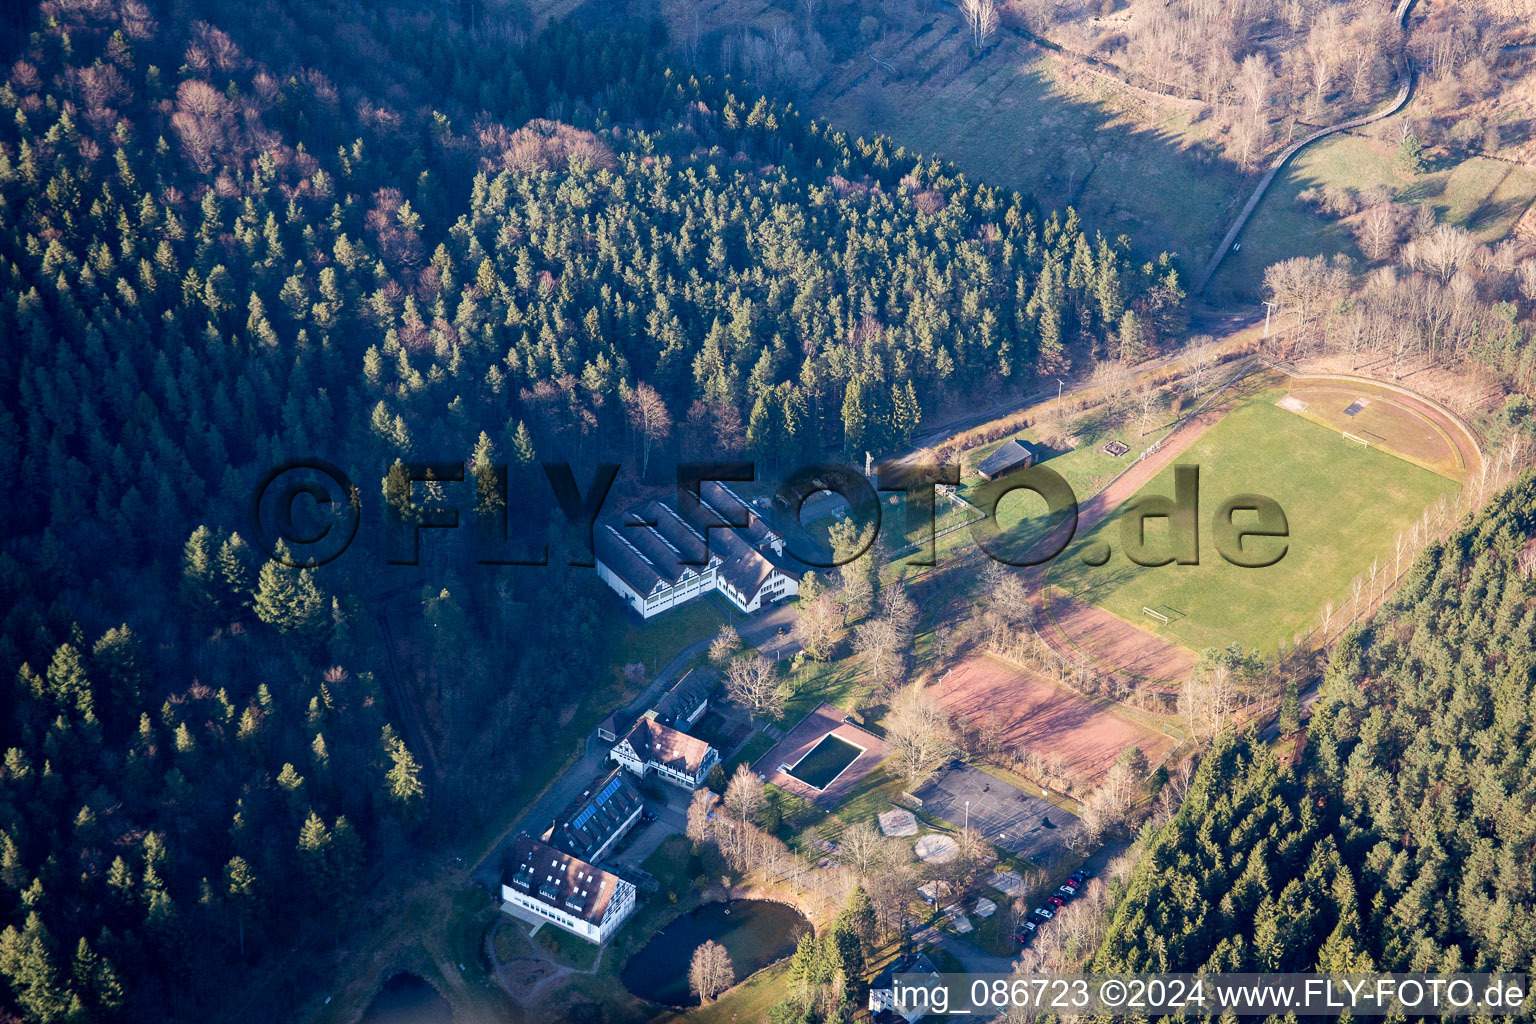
[
  {"x1": 596, "y1": 552, "x2": 802, "y2": 618},
  {"x1": 868, "y1": 983, "x2": 933, "y2": 1023},
  {"x1": 611, "y1": 734, "x2": 719, "y2": 791},
  {"x1": 868, "y1": 954, "x2": 942, "y2": 1023},
  {"x1": 595, "y1": 540, "x2": 724, "y2": 619},
  {"x1": 593, "y1": 486, "x2": 798, "y2": 619},
  {"x1": 501, "y1": 876, "x2": 636, "y2": 944},
  {"x1": 715, "y1": 565, "x2": 798, "y2": 613}
]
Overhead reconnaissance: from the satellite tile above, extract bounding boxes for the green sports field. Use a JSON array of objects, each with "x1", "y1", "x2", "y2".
[{"x1": 1044, "y1": 398, "x2": 1460, "y2": 656}]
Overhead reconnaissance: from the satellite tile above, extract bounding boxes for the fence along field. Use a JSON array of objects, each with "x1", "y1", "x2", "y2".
[
  {"x1": 1044, "y1": 393, "x2": 1461, "y2": 657},
  {"x1": 935, "y1": 654, "x2": 1175, "y2": 789}
]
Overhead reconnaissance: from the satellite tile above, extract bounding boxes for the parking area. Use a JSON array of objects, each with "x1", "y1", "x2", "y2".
[
  {"x1": 604, "y1": 784, "x2": 690, "y2": 877},
  {"x1": 913, "y1": 763, "x2": 1079, "y2": 865}
]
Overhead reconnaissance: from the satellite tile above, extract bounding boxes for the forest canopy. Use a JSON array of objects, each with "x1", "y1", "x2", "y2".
[
  {"x1": 1095, "y1": 471, "x2": 1536, "y2": 978},
  {"x1": 0, "y1": 0, "x2": 1187, "y2": 1020}
]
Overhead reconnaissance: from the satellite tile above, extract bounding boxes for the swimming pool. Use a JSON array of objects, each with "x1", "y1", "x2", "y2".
[{"x1": 784, "y1": 733, "x2": 863, "y2": 790}]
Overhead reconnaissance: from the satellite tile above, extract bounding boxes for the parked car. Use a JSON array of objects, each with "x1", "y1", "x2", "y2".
[
  {"x1": 1057, "y1": 886, "x2": 1077, "y2": 899},
  {"x1": 641, "y1": 809, "x2": 658, "y2": 823},
  {"x1": 1047, "y1": 896, "x2": 1067, "y2": 908},
  {"x1": 1014, "y1": 928, "x2": 1034, "y2": 945},
  {"x1": 1033, "y1": 906, "x2": 1054, "y2": 920},
  {"x1": 1017, "y1": 919, "x2": 1038, "y2": 936}
]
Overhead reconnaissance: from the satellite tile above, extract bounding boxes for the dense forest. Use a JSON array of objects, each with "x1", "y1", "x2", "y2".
[
  {"x1": 1094, "y1": 471, "x2": 1536, "y2": 978},
  {"x1": 0, "y1": 0, "x2": 1187, "y2": 1020}
]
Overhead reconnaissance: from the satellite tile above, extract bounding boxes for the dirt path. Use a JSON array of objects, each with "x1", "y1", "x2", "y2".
[
  {"x1": 487, "y1": 917, "x2": 606, "y2": 1007},
  {"x1": 1193, "y1": 0, "x2": 1421, "y2": 294},
  {"x1": 1025, "y1": 373, "x2": 1255, "y2": 684}
]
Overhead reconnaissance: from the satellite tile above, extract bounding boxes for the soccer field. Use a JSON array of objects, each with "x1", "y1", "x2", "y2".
[{"x1": 1045, "y1": 399, "x2": 1460, "y2": 656}]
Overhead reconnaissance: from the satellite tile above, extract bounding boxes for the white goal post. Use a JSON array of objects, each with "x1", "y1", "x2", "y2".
[
  {"x1": 1343, "y1": 431, "x2": 1370, "y2": 448},
  {"x1": 1142, "y1": 606, "x2": 1169, "y2": 624}
]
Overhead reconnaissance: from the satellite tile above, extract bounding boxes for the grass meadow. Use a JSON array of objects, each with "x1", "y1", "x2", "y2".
[
  {"x1": 1044, "y1": 398, "x2": 1459, "y2": 655},
  {"x1": 1208, "y1": 128, "x2": 1536, "y2": 298}
]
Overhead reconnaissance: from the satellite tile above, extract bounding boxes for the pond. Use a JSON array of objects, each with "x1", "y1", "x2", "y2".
[
  {"x1": 359, "y1": 973, "x2": 452, "y2": 1024},
  {"x1": 622, "y1": 899, "x2": 812, "y2": 1007}
]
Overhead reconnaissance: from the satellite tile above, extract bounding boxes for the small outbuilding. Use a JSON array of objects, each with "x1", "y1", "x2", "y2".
[{"x1": 976, "y1": 439, "x2": 1037, "y2": 480}]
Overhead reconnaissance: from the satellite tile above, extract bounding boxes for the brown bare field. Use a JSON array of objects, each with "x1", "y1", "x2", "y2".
[
  {"x1": 935, "y1": 655, "x2": 1175, "y2": 785},
  {"x1": 1038, "y1": 589, "x2": 1195, "y2": 687},
  {"x1": 1023, "y1": 373, "x2": 1262, "y2": 683},
  {"x1": 1281, "y1": 384, "x2": 1466, "y2": 478}
]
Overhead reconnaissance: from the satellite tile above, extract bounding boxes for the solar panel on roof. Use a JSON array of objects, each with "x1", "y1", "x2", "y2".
[
  {"x1": 595, "y1": 776, "x2": 623, "y2": 805},
  {"x1": 572, "y1": 805, "x2": 597, "y2": 830}
]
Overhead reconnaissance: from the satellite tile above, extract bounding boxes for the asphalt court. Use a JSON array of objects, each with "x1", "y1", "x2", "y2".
[{"x1": 914, "y1": 763, "x2": 1080, "y2": 862}]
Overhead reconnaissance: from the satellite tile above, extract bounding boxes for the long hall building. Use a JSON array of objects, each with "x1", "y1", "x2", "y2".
[{"x1": 594, "y1": 481, "x2": 800, "y2": 618}]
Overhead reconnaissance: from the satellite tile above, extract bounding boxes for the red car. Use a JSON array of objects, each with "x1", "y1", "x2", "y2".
[
  {"x1": 1047, "y1": 896, "x2": 1066, "y2": 908},
  {"x1": 1063, "y1": 877, "x2": 1082, "y2": 889}
]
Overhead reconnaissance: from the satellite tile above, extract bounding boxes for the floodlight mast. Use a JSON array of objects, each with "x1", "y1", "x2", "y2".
[{"x1": 1263, "y1": 300, "x2": 1278, "y2": 337}]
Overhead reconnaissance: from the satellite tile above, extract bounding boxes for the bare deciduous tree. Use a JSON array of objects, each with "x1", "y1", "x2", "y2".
[
  {"x1": 1135, "y1": 383, "x2": 1161, "y2": 437},
  {"x1": 960, "y1": 0, "x2": 999, "y2": 51},
  {"x1": 1177, "y1": 663, "x2": 1237, "y2": 742},
  {"x1": 709, "y1": 624, "x2": 740, "y2": 666},
  {"x1": 886, "y1": 684, "x2": 954, "y2": 789},
  {"x1": 837, "y1": 821, "x2": 893, "y2": 876},
  {"x1": 724, "y1": 763, "x2": 765, "y2": 828},
  {"x1": 171, "y1": 79, "x2": 236, "y2": 173},
  {"x1": 1358, "y1": 203, "x2": 1402, "y2": 263},
  {"x1": 1077, "y1": 761, "x2": 1138, "y2": 843},
  {"x1": 724, "y1": 653, "x2": 784, "y2": 723},
  {"x1": 988, "y1": 574, "x2": 1030, "y2": 624},
  {"x1": 689, "y1": 940, "x2": 734, "y2": 1003},
  {"x1": 1517, "y1": 260, "x2": 1536, "y2": 305},
  {"x1": 1237, "y1": 54, "x2": 1272, "y2": 117},
  {"x1": 793, "y1": 593, "x2": 840, "y2": 662},
  {"x1": 798, "y1": 0, "x2": 822, "y2": 34},
  {"x1": 1183, "y1": 334, "x2": 1217, "y2": 398},
  {"x1": 1407, "y1": 223, "x2": 1477, "y2": 283},
  {"x1": 622, "y1": 381, "x2": 672, "y2": 478},
  {"x1": 686, "y1": 787, "x2": 717, "y2": 843},
  {"x1": 854, "y1": 615, "x2": 905, "y2": 695},
  {"x1": 879, "y1": 582, "x2": 918, "y2": 642},
  {"x1": 867, "y1": 858, "x2": 918, "y2": 938}
]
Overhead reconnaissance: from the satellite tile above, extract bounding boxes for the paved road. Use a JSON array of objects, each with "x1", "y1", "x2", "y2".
[
  {"x1": 1193, "y1": 0, "x2": 1420, "y2": 294},
  {"x1": 916, "y1": 924, "x2": 1021, "y2": 974},
  {"x1": 471, "y1": 599, "x2": 801, "y2": 890}
]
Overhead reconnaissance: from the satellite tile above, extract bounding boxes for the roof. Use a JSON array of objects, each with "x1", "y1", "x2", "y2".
[
  {"x1": 544, "y1": 768, "x2": 643, "y2": 861},
  {"x1": 621, "y1": 717, "x2": 716, "y2": 777},
  {"x1": 700, "y1": 480, "x2": 780, "y2": 551},
  {"x1": 871, "y1": 951, "x2": 941, "y2": 992},
  {"x1": 594, "y1": 524, "x2": 667, "y2": 596},
  {"x1": 596, "y1": 487, "x2": 792, "y2": 604},
  {"x1": 710, "y1": 524, "x2": 797, "y2": 598},
  {"x1": 977, "y1": 438, "x2": 1035, "y2": 477},
  {"x1": 505, "y1": 835, "x2": 628, "y2": 926},
  {"x1": 651, "y1": 667, "x2": 715, "y2": 729}
]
